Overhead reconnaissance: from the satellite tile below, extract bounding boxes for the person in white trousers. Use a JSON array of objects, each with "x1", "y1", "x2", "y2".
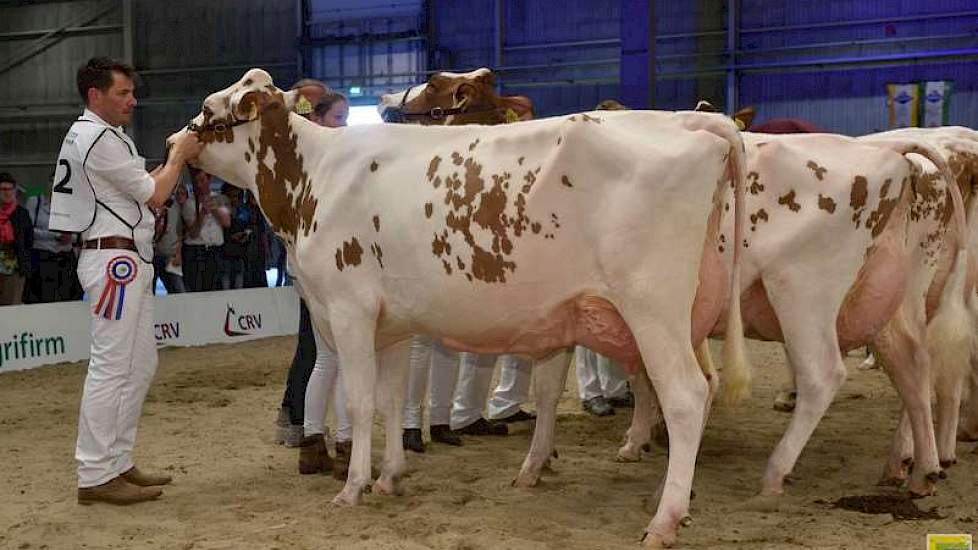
[
  {"x1": 451, "y1": 353, "x2": 535, "y2": 435},
  {"x1": 58, "y1": 57, "x2": 202, "y2": 505},
  {"x1": 401, "y1": 335, "x2": 463, "y2": 452},
  {"x1": 575, "y1": 346, "x2": 632, "y2": 416},
  {"x1": 298, "y1": 321, "x2": 352, "y2": 479}
]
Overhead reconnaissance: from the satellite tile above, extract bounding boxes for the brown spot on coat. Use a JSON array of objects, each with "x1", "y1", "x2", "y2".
[
  {"x1": 468, "y1": 139, "x2": 480, "y2": 151},
  {"x1": 806, "y1": 160, "x2": 827, "y2": 181},
  {"x1": 335, "y1": 249, "x2": 344, "y2": 271},
  {"x1": 427, "y1": 156, "x2": 442, "y2": 181},
  {"x1": 342, "y1": 238, "x2": 363, "y2": 267},
  {"x1": 370, "y1": 243, "x2": 384, "y2": 268},
  {"x1": 818, "y1": 194, "x2": 837, "y2": 213},
  {"x1": 451, "y1": 151, "x2": 464, "y2": 166},
  {"x1": 517, "y1": 156, "x2": 525, "y2": 165},
  {"x1": 777, "y1": 190, "x2": 801, "y2": 212},
  {"x1": 244, "y1": 151, "x2": 251, "y2": 162},
  {"x1": 424, "y1": 203, "x2": 433, "y2": 218},
  {"x1": 373, "y1": 215, "x2": 380, "y2": 231},
  {"x1": 850, "y1": 175, "x2": 868, "y2": 228},
  {"x1": 561, "y1": 175, "x2": 573, "y2": 188},
  {"x1": 747, "y1": 171, "x2": 764, "y2": 195},
  {"x1": 370, "y1": 160, "x2": 378, "y2": 172}
]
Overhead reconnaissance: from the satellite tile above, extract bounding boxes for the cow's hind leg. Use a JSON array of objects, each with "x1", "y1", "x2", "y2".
[
  {"x1": 374, "y1": 339, "x2": 411, "y2": 496},
  {"x1": 960, "y1": 361, "x2": 978, "y2": 442},
  {"x1": 632, "y1": 323, "x2": 708, "y2": 548},
  {"x1": 873, "y1": 312, "x2": 941, "y2": 496},
  {"x1": 618, "y1": 369, "x2": 656, "y2": 462},
  {"x1": 880, "y1": 410, "x2": 914, "y2": 486},
  {"x1": 760, "y1": 315, "x2": 847, "y2": 496},
  {"x1": 513, "y1": 350, "x2": 571, "y2": 488}
]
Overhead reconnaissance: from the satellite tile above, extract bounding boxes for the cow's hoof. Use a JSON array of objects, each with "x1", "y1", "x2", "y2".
[
  {"x1": 907, "y1": 475, "x2": 938, "y2": 498},
  {"x1": 541, "y1": 458, "x2": 556, "y2": 473},
  {"x1": 512, "y1": 471, "x2": 540, "y2": 488},
  {"x1": 772, "y1": 392, "x2": 796, "y2": 413},
  {"x1": 373, "y1": 476, "x2": 404, "y2": 496},
  {"x1": 331, "y1": 488, "x2": 362, "y2": 506},
  {"x1": 616, "y1": 444, "x2": 643, "y2": 463},
  {"x1": 939, "y1": 459, "x2": 956, "y2": 470},
  {"x1": 641, "y1": 531, "x2": 674, "y2": 549}
]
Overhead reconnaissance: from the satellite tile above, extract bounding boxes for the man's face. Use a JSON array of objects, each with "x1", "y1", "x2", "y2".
[
  {"x1": 89, "y1": 71, "x2": 136, "y2": 126},
  {"x1": 0, "y1": 181, "x2": 16, "y2": 205}
]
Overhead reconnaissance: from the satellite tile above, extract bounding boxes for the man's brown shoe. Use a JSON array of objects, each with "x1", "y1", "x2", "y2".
[
  {"x1": 121, "y1": 467, "x2": 172, "y2": 487},
  {"x1": 77, "y1": 477, "x2": 162, "y2": 505},
  {"x1": 298, "y1": 434, "x2": 333, "y2": 474}
]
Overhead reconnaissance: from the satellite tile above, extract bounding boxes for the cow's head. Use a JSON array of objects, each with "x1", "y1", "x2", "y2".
[
  {"x1": 170, "y1": 68, "x2": 317, "y2": 243},
  {"x1": 377, "y1": 68, "x2": 533, "y2": 126}
]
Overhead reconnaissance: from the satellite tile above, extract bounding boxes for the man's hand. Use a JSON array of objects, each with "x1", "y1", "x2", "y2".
[{"x1": 170, "y1": 131, "x2": 204, "y2": 164}]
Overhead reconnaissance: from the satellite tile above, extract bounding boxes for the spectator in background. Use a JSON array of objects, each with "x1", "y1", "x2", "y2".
[
  {"x1": 151, "y1": 183, "x2": 187, "y2": 294},
  {"x1": 311, "y1": 90, "x2": 349, "y2": 128},
  {"x1": 23, "y1": 186, "x2": 82, "y2": 303},
  {"x1": 181, "y1": 168, "x2": 229, "y2": 292},
  {"x1": 219, "y1": 183, "x2": 250, "y2": 290},
  {"x1": 242, "y1": 192, "x2": 269, "y2": 288},
  {"x1": 0, "y1": 173, "x2": 33, "y2": 306}
]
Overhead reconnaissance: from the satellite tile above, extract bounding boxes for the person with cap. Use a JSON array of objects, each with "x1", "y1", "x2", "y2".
[{"x1": 50, "y1": 56, "x2": 202, "y2": 505}]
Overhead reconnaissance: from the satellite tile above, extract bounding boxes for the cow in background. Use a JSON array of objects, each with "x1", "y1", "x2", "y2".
[
  {"x1": 619, "y1": 125, "x2": 969, "y2": 497},
  {"x1": 378, "y1": 67, "x2": 533, "y2": 126},
  {"x1": 175, "y1": 68, "x2": 753, "y2": 548}
]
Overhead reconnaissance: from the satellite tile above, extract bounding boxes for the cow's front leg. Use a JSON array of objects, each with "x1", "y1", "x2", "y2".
[
  {"x1": 513, "y1": 350, "x2": 571, "y2": 488},
  {"x1": 374, "y1": 340, "x2": 411, "y2": 496},
  {"x1": 326, "y1": 305, "x2": 380, "y2": 506}
]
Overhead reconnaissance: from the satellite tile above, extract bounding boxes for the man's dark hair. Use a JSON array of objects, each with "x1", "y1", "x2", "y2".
[
  {"x1": 0, "y1": 172, "x2": 16, "y2": 186},
  {"x1": 76, "y1": 57, "x2": 136, "y2": 103}
]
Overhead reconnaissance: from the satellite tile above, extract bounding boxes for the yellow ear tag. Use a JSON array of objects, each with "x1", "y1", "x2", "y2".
[
  {"x1": 505, "y1": 108, "x2": 520, "y2": 123},
  {"x1": 295, "y1": 95, "x2": 313, "y2": 115},
  {"x1": 734, "y1": 119, "x2": 746, "y2": 131}
]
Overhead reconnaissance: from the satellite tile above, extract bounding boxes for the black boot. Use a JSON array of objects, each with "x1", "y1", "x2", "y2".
[
  {"x1": 430, "y1": 424, "x2": 462, "y2": 446},
  {"x1": 402, "y1": 428, "x2": 425, "y2": 453}
]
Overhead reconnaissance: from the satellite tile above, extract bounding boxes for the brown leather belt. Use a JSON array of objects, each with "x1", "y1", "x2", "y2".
[{"x1": 83, "y1": 237, "x2": 137, "y2": 252}]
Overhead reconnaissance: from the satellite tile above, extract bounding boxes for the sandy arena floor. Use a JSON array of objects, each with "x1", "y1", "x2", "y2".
[{"x1": 1, "y1": 337, "x2": 976, "y2": 549}]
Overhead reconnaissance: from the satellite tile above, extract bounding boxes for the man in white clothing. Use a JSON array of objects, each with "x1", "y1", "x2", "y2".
[
  {"x1": 51, "y1": 57, "x2": 202, "y2": 505},
  {"x1": 451, "y1": 353, "x2": 535, "y2": 435},
  {"x1": 575, "y1": 346, "x2": 632, "y2": 416}
]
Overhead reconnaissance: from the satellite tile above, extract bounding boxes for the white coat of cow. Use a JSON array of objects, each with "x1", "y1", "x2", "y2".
[
  {"x1": 174, "y1": 69, "x2": 752, "y2": 548},
  {"x1": 619, "y1": 130, "x2": 969, "y2": 498}
]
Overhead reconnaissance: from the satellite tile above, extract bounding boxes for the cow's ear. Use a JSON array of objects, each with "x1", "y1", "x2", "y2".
[
  {"x1": 733, "y1": 106, "x2": 755, "y2": 131},
  {"x1": 427, "y1": 74, "x2": 451, "y2": 91},
  {"x1": 233, "y1": 90, "x2": 266, "y2": 121},
  {"x1": 498, "y1": 95, "x2": 534, "y2": 121}
]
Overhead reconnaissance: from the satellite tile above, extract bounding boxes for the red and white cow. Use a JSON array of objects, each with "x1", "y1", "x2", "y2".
[
  {"x1": 174, "y1": 69, "x2": 751, "y2": 548},
  {"x1": 862, "y1": 126, "x2": 978, "y2": 463},
  {"x1": 619, "y1": 130, "x2": 969, "y2": 497}
]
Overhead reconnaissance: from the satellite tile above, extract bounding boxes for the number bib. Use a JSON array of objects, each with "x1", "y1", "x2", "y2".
[{"x1": 49, "y1": 119, "x2": 104, "y2": 232}]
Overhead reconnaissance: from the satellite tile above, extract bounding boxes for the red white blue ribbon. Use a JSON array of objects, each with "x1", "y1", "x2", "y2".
[{"x1": 94, "y1": 256, "x2": 137, "y2": 320}]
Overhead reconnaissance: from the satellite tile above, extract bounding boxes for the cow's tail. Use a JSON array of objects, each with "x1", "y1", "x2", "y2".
[
  {"x1": 864, "y1": 138, "x2": 971, "y2": 383},
  {"x1": 682, "y1": 112, "x2": 753, "y2": 405}
]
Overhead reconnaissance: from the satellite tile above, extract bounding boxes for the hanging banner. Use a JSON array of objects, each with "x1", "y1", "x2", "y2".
[
  {"x1": 887, "y1": 83, "x2": 920, "y2": 128},
  {"x1": 921, "y1": 80, "x2": 952, "y2": 128}
]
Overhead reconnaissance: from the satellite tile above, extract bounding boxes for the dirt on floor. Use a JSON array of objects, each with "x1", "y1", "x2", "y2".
[{"x1": 0, "y1": 337, "x2": 975, "y2": 549}]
